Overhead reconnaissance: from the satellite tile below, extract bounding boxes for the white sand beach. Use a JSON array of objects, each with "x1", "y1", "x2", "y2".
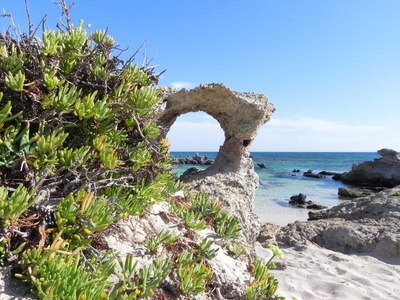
[{"x1": 271, "y1": 244, "x2": 400, "y2": 300}]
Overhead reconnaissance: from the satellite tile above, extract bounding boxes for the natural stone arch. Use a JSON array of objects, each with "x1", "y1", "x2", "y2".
[
  {"x1": 155, "y1": 83, "x2": 275, "y2": 243},
  {"x1": 156, "y1": 83, "x2": 275, "y2": 175}
]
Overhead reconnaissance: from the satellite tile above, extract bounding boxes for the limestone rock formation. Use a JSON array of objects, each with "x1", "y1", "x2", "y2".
[
  {"x1": 270, "y1": 186, "x2": 400, "y2": 258},
  {"x1": 156, "y1": 83, "x2": 275, "y2": 242},
  {"x1": 340, "y1": 148, "x2": 400, "y2": 187}
]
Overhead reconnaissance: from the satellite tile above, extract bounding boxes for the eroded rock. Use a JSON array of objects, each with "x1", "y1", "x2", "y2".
[
  {"x1": 156, "y1": 83, "x2": 275, "y2": 243},
  {"x1": 274, "y1": 187, "x2": 400, "y2": 258},
  {"x1": 338, "y1": 187, "x2": 385, "y2": 198},
  {"x1": 341, "y1": 148, "x2": 400, "y2": 187}
]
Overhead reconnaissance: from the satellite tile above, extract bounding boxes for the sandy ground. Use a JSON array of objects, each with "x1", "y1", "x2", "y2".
[{"x1": 270, "y1": 244, "x2": 400, "y2": 300}]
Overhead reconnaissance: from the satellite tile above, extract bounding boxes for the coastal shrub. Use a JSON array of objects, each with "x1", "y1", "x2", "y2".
[
  {"x1": 143, "y1": 229, "x2": 180, "y2": 253},
  {"x1": 168, "y1": 190, "x2": 243, "y2": 241},
  {"x1": 176, "y1": 251, "x2": 213, "y2": 295},
  {"x1": 246, "y1": 259, "x2": 281, "y2": 300},
  {"x1": 225, "y1": 241, "x2": 245, "y2": 257},
  {"x1": 113, "y1": 254, "x2": 173, "y2": 298},
  {"x1": 16, "y1": 233, "x2": 115, "y2": 299},
  {"x1": 0, "y1": 1, "x2": 175, "y2": 298},
  {"x1": 215, "y1": 212, "x2": 242, "y2": 240},
  {"x1": 198, "y1": 238, "x2": 219, "y2": 259},
  {"x1": 246, "y1": 245, "x2": 285, "y2": 300}
]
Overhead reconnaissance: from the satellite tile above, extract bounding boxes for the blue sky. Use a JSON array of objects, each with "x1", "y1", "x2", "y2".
[{"x1": 2, "y1": 1, "x2": 399, "y2": 152}]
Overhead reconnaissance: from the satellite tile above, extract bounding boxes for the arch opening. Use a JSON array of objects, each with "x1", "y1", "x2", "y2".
[{"x1": 166, "y1": 111, "x2": 224, "y2": 176}]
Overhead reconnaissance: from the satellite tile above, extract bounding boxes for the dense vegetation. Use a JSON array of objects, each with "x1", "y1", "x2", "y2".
[{"x1": 0, "y1": 2, "x2": 284, "y2": 299}]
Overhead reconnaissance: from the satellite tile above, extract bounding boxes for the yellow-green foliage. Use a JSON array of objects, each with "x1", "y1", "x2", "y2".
[{"x1": 0, "y1": 2, "x2": 177, "y2": 298}]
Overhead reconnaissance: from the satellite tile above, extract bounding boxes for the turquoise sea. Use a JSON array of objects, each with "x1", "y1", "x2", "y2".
[{"x1": 170, "y1": 152, "x2": 379, "y2": 226}]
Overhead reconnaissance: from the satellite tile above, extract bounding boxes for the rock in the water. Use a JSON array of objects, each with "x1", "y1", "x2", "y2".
[
  {"x1": 319, "y1": 171, "x2": 341, "y2": 176},
  {"x1": 340, "y1": 148, "x2": 400, "y2": 187},
  {"x1": 289, "y1": 193, "x2": 327, "y2": 210},
  {"x1": 171, "y1": 153, "x2": 215, "y2": 165},
  {"x1": 303, "y1": 170, "x2": 325, "y2": 178},
  {"x1": 290, "y1": 193, "x2": 307, "y2": 204}
]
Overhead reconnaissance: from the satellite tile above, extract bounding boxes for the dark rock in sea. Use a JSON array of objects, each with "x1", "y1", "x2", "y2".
[
  {"x1": 303, "y1": 170, "x2": 325, "y2": 178},
  {"x1": 340, "y1": 148, "x2": 400, "y2": 188},
  {"x1": 289, "y1": 193, "x2": 327, "y2": 210},
  {"x1": 257, "y1": 163, "x2": 266, "y2": 168},
  {"x1": 292, "y1": 169, "x2": 301, "y2": 173},
  {"x1": 290, "y1": 193, "x2": 307, "y2": 204},
  {"x1": 319, "y1": 171, "x2": 341, "y2": 176},
  {"x1": 171, "y1": 153, "x2": 214, "y2": 166}
]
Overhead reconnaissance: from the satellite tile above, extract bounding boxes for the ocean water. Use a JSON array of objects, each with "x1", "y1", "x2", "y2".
[{"x1": 170, "y1": 152, "x2": 379, "y2": 226}]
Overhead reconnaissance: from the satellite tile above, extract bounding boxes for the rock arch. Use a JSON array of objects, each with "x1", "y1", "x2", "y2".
[
  {"x1": 156, "y1": 83, "x2": 275, "y2": 175},
  {"x1": 155, "y1": 83, "x2": 275, "y2": 243}
]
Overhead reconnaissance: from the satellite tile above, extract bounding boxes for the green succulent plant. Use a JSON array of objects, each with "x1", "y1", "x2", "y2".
[{"x1": 0, "y1": 1, "x2": 174, "y2": 297}]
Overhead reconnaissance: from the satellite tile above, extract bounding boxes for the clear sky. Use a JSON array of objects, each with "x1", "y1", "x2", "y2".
[{"x1": 2, "y1": 0, "x2": 399, "y2": 152}]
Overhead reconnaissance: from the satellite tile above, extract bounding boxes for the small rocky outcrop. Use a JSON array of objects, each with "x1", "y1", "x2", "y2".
[
  {"x1": 171, "y1": 153, "x2": 214, "y2": 165},
  {"x1": 337, "y1": 187, "x2": 386, "y2": 198},
  {"x1": 303, "y1": 170, "x2": 325, "y2": 179},
  {"x1": 289, "y1": 193, "x2": 327, "y2": 210},
  {"x1": 340, "y1": 148, "x2": 400, "y2": 187},
  {"x1": 272, "y1": 186, "x2": 400, "y2": 258},
  {"x1": 156, "y1": 84, "x2": 275, "y2": 243},
  {"x1": 303, "y1": 170, "x2": 341, "y2": 179}
]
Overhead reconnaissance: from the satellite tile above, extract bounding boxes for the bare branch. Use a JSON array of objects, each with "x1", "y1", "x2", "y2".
[
  {"x1": 53, "y1": 0, "x2": 75, "y2": 32},
  {"x1": 24, "y1": 0, "x2": 34, "y2": 38}
]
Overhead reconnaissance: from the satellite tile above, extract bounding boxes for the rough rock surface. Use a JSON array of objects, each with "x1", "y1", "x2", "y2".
[
  {"x1": 341, "y1": 148, "x2": 400, "y2": 187},
  {"x1": 0, "y1": 265, "x2": 36, "y2": 299},
  {"x1": 270, "y1": 186, "x2": 400, "y2": 258},
  {"x1": 337, "y1": 186, "x2": 385, "y2": 198},
  {"x1": 156, "y1": 83, "x2": 275, "y2": 243}
]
